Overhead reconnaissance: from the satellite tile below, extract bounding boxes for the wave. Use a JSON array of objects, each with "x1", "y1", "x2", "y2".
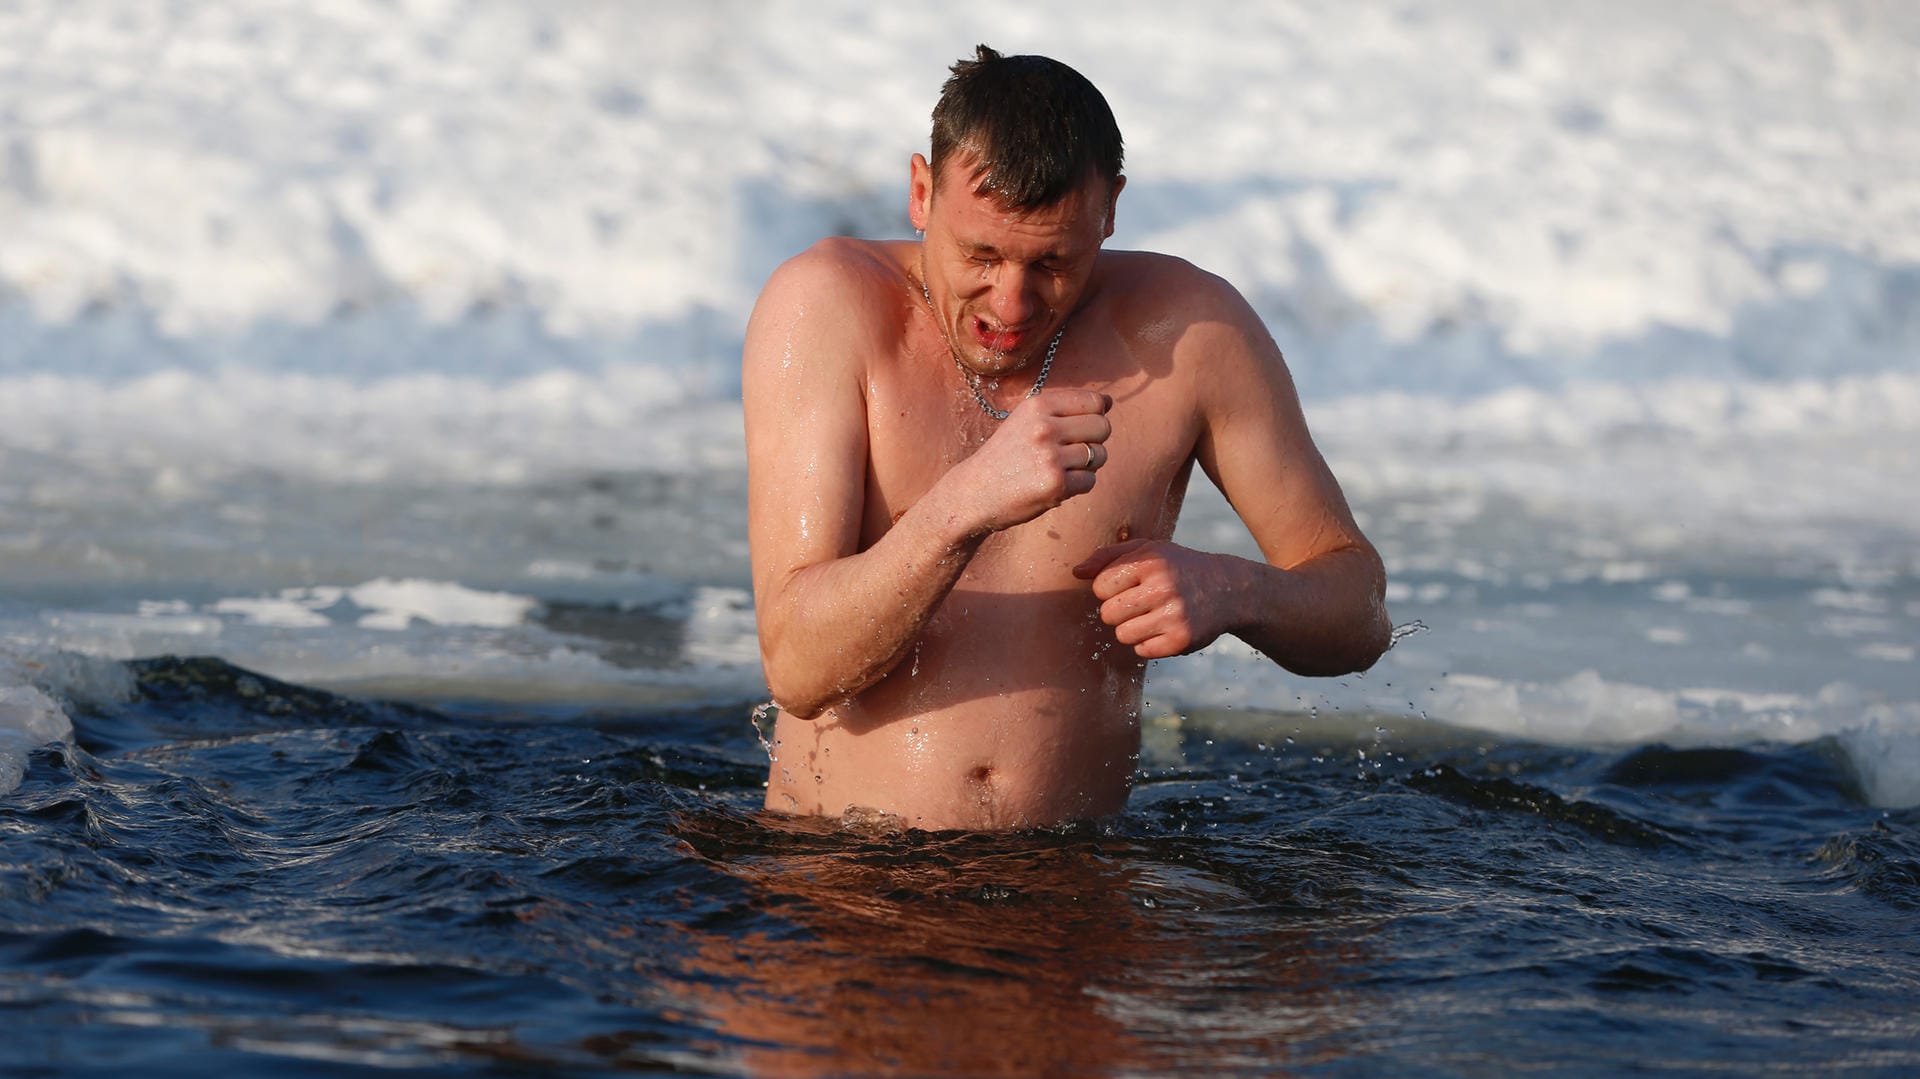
[{"x1": 6, "y1": 625, "x2": 1917, "y2": 807}]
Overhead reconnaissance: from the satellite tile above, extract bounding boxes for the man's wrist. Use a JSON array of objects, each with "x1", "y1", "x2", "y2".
[
  {"x1": 919, "y1": 468, "x2": 996, "y2": 548},
  {"x1": 1219, "y1": 551, "x2": 1283, "y2": 641}
]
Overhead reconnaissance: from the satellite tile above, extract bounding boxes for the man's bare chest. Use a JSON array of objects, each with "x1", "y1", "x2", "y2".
[{"x1": 857, "y1": 354, "x2": 1200, "y2": 566}]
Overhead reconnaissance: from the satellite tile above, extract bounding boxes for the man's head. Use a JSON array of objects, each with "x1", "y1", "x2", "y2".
[
  {"x1": 910, "y1": 46, "x2": 1126, "y2": 378},
  {"x1": 929, "y1": 45, "x2": 1124, "y2": 210}
]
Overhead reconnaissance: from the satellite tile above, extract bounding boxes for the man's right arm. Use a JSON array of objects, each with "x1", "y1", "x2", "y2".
[
  {"x1": 743, "y1": 243, "x2": 1111, "y2": 718},
  {"x1": 745, "y1": 244, "x2": 966, "y2": 718}
]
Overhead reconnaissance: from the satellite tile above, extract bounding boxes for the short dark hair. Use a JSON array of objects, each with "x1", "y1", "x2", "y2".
[{"x1": 930, "y1": 45, "x2": 1124, "y2": 210}]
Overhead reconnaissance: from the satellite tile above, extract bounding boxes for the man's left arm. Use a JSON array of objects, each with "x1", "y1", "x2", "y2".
[{"x1": 1073, "y1": 271, "x2": 1390, "y2": 674}]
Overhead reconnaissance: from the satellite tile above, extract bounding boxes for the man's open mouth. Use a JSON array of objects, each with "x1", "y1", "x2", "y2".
[{"x1": 970, "y1": 318, "x2": 1028, "y2": 354}]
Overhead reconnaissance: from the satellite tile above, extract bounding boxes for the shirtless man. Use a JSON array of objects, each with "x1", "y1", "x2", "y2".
[{"x1": 743, "y1": 47, "x2": 1389, "y2": 830}]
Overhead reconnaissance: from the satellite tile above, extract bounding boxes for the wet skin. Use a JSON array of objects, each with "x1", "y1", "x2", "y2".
[{"x1": 742, "y1": 155, "x2": 1388, "y2": 829}]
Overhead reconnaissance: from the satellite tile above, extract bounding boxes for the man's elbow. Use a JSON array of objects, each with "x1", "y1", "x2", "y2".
[
  {"x1": 773, "y1": 697, "x2": 828, "y2": 722},
  {"x1": 1344, "y1": 554, "x2": 1394, "y2": 673},
  {"x1": 767, "y1": 683, "x2": 831, "y2": 722},
  {"x1": 759, "y1": 637, "x2": 835, "y2": 721},
  {"x1": 1347, "y1": 602, "x2": 1393, "y2": 673},
  {"x1": 1286, "y1": 620, "x2": 1388, "y2": 678},
  {"x1": 1296, "y1": 559, "x2": 1393, "y2": 676},
  {"x1": 760, "y1": 653, "x2": 810, "y2": 719}
]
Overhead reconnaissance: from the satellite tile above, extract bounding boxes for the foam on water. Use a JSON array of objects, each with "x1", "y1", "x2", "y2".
[
  {"x1": 0, "y1": 650, "x2": 136, "y2": 794},
  {"x1": 0, "y1": 683, "x2": 71, "y2": 794},
  {"x1": 1, "y1": 576, "x2": 762, "y2": 721},
  {"x1": 1149, "y1": 647, "x2": 1920, "y2": 810}
]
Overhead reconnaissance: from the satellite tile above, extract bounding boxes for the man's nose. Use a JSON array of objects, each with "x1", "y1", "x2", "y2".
[{"x1": 987, "y1": 267, "x2": 1040, "y2": 327}]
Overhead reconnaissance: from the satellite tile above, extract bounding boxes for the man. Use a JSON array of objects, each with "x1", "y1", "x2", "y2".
[{"x1": 743, "y1": 46, "x2": 1389, "y2": 830}]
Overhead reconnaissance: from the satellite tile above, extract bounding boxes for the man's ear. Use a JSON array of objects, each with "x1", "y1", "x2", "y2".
[
  {"x1": 909, "y1": 153, "x2": 934, "y2": 232},
  {"x1": 1103, "y1": 174, "x2": 1126, "y2": 239}
]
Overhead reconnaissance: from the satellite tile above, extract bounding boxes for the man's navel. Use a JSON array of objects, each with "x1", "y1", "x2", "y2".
[{"x1": 966, "y1": 764, "x2": 998, "y2": 817}]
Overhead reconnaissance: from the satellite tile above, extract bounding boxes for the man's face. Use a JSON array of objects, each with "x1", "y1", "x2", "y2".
[{"x1": 909, "y1": 152, "x2": 1122, "y2": 377}]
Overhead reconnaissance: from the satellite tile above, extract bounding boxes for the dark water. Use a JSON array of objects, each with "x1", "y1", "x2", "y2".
[{"x1": 3, "y1": 657, "x2": 1917, "y2": 1077}]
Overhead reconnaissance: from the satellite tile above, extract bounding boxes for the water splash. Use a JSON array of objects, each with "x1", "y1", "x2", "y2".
[
  {"x1": 1388, "y1": 620, "x2": 1429, "y2": 649},
  {"x1": 750, "y1": 700, "x2": 779, "y2": 762}
]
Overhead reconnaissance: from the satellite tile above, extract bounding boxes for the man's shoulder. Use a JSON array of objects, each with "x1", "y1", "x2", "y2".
[
  {"x1": 745, "y1": 239, "x2": 909, "y2": 378},
  {"x1": 1095, "y1": 250, "x2": 1289, "y2": 412},
  {"x1": 1097, "y1": 249, "x2": 1255, "y2": 327},
  {"x1": 765, "y1": 236, "x2": 909, "y2": 302}
]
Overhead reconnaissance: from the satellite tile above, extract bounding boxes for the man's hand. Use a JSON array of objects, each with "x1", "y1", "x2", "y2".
[
  {"x1": 945, "y1": 389, "x2": 1113, "y2": 536},
  {"x1": 1072, "y1": 539, "x2": 1243, "y2": 659}
]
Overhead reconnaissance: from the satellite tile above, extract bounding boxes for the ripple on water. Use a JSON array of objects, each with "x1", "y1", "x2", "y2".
[{"x1": 0, "y1": 659, "x2": 1916, "y2": 1074}]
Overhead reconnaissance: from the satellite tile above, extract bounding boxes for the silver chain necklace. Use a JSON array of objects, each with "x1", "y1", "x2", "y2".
[{"x1": 920, "y1": 278, "x2": 1065, "y2": 421}]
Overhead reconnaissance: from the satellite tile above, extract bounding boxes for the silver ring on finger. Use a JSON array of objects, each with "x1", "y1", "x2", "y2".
[{"x1": 1084, "y1": 442, "x2": 1096, "y2": 470}]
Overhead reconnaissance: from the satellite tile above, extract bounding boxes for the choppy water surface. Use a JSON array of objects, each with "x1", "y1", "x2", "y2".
[{"x1": 3, "y1": 658, "x2": 1915, "y2": 1076}]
